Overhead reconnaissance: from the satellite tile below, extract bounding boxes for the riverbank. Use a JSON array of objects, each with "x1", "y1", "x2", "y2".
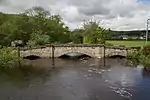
[
  {"x1": 0, "y1": 47, "x2": 48, "y2": 80},
  {"x1": 127, "y1": 45, "x2": 150, "y2": 70}
]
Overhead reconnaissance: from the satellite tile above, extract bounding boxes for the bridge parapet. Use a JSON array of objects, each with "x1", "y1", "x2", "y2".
[
  {"x1": 45, "y1": 44, "x2": 105, "y2": 47},
  {"x1": 20, "y1": 44, "x2": 139, "y2": 51},
  {"x1": 19, "y1": 44, "x2": 140, "y2": 58}
]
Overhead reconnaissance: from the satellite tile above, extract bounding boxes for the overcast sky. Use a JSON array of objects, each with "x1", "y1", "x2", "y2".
[{"x1": 0, "y1": 0, "x2": 150, "y2": 31}]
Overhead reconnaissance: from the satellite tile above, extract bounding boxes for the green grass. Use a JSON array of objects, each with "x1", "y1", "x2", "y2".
[{"x1": 106, "y1": 40, "x2": 150, "y2": 47}]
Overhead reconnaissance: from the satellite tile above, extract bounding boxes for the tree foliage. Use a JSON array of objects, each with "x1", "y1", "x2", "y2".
[
  {"x1": 83, "y1": 20, "x2": 109, "y2": 44},
  {"x1": 127, "y1": 45, "x2": 150, "y2": 68},
  {"x1": 0, "y1": 6, "x2": 110, "y2": 46},
  {"x1": 0, "y1": 47, "x2": 18, "y2": 68},
  {"x1": 27, "y1": 32, "x2": 50, "y2": 46},
  {"x1": 71, "y1": 20, "x2": 109, "y2": 44},
  {"x1": 70, "y1": 29, "x2": 84, "y2": 44},
  {"x1": 0, "y1": 6, "x2": 71, "y2": 46}
]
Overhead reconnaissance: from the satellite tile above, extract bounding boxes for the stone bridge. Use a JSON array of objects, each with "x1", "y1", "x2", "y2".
[{"x1": 19, "y1": 44, "x2": 137, "y2": 59}]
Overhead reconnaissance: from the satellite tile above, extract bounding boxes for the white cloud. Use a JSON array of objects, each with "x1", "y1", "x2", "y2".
[{"x1": 0, "y1": 0, "x2": 150, "y2": 31}]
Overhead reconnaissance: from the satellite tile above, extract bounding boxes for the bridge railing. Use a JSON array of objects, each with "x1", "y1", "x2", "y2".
[
  {"x1": 19, "y1": 44, "x2": 141, "y2": 51},
  {"x1": 19, "y1": 44, "x2": 105, "y2": 51}
]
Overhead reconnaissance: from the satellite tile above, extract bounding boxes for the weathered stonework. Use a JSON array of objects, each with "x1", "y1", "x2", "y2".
[{"x1": 20, "y1": 44, "x2": 135, "y2": 58}]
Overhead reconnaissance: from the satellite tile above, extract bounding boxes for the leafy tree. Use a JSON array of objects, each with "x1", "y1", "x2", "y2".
[
  {"x1": 27, "y1": 32, "x2": 50, "y2": 46},
  {"x1": 25, "y1": 6, "x2": 71, "y2": 44},
  {"x1": 83, "y1": 36, "x2": 91, "y2": 44},
  {"x1": 0, "y1": 6, "x2": 72, "y2": 46},
  {"x1": 0, "y1": 13, "x2": 34, "y2": 46},
  {"x1": 82, "y1": 20, "x2": 109, "y2": 44},
  {"x1": 70, "y1": 29, "x2": 84, "y2": 44}
]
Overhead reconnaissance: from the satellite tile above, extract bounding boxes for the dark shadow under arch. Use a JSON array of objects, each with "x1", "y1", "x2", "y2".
[
  {"x1": 108, "y1": 55, "x2": 126, "y2": 59},
  {"x1": 23, "y1": 55, "x2": 41, "y2": 60}
]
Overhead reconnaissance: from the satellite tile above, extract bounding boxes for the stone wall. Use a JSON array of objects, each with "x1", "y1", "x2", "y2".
[{"x1": 20, "y1": 44, "x2": 133, "y2": 58}]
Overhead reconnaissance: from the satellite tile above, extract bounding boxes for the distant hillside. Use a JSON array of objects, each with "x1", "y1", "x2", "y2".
[
  {"x1": 111, "y1": 30, "x2": 148, "y2": 36},
  {"x1": 109, "y1": 30, "x2": 150, "y2": 39}
]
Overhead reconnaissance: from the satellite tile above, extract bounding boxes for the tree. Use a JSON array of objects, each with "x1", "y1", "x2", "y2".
[
  {"x1": 0, "y1": 6, "x2": 72, "y2": 46},
  {"x1": 25, "y1": 6, "x2": 71, "y2": 44},
  {"x1": 70, "y1": 29, "x2": 84, "y2": 44},
  {"x1": 81, "y1": 19, "x2": 109, "y2": 44},
  {"x1": 27, "y1": 32, "x2": 50, "y2": 46},
  {"x1": 93, "y1": 27, "x2": 109, "y2": 44}
]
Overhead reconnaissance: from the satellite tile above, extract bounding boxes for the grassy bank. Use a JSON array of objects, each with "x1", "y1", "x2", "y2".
[{"x1": 107, "y1": 40, "x2": 150, "y2": 47}]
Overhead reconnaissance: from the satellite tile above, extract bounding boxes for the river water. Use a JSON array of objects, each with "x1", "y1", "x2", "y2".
[{"x1": 0, "y1": 58, "x2": 150, "y2": 100}]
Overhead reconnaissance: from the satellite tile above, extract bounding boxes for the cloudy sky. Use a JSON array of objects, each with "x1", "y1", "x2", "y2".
[{"x1": 0, "y1": 0, "x2": 150, "y2": 31}]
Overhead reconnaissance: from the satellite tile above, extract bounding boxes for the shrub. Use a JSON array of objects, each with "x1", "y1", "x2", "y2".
[
  {"x1": 0, "y1": 47, "x2": 19, "y2": 68},
  {"x1": 127, "y1": 50, "x2": 141, "y2": 61},
  {"x1": 142, "y1": 45, "x2": 150, "y2": 57},
  {"x1": 127, "y1": 45, "x2": 150, "y2": 69}
]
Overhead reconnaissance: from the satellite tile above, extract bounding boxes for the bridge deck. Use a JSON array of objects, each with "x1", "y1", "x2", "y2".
[{"x1": 19, "y1": 44, "x2": 141, "y2": 51}]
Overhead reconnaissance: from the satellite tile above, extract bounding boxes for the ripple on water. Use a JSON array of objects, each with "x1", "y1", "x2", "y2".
[
  {"x1": 1, "y1": 58, "x2": 150, "y2": 100},
  {"x1": 109, "y1": 86, "x2": 132, "y2": 99}
]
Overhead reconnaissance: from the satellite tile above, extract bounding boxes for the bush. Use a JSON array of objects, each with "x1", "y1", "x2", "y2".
[
  {"x1": 0, "y1": 47, "x2": 19, "y2": 68},
  {"x1": 143, "y1": 57, "x2": 150, "y2": 68},
  {"x1": 0, "y1": 47, "x2": 48, "y2": 84},
  {"x1": 127, "y1": 45, "x2": 150, "y2": 69},
  {"x1": 127, "y1": 49, "x2": 146, "y2": 64},
  {"x1": 127, "y1": 50, "x2": 141, "y2": 60},
  {"x1": 142, "y1": 45, "x2": 150, "y2": 57}
]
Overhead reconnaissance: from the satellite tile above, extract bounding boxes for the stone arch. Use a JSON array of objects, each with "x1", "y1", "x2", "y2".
[
  {"x1": 56, "y1": 48, "x2": 95, "y2": 58},
  {"x1": 21, "y1": 50, "x2": 42, "y2": 58},
  {"x1": 23, "y1": 55, "x2": 41, "y2": 60}
]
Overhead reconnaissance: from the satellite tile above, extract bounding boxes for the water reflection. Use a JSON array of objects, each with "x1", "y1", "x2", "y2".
[{"x1": 0, "y1": 58, "x2": 150, "y2": 100}]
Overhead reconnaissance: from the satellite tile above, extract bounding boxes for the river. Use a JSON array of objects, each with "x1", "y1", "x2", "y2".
[{"x1": 0, "y1": 57, "x2": 150, "y2": 100}]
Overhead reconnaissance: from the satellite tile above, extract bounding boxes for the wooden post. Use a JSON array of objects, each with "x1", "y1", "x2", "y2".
[
  {"x1": 103, "y1": 45, "x2": 106, "y2": 67},
  {"x1": 126, "y1": 48, "x2": 128, "y2": 56},
  {"x1": 52, "y1": 45, "x2": 55, "y2": 68},
  {"x1": 17, "y1": 46, "x2": 21, "y2": 67}
]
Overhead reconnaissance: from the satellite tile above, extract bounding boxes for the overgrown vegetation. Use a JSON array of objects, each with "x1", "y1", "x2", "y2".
[
  {"x1": 127, "y1": 45, "x2": 150, "y2": 69},
  {"x1": 0, "y1": 47, "x2": 48, "y2": 83},
  {"x1": 0, "y1": 46, "x2": 48, "y2": 79},
  {"x1": 0, "y1": 47, "x2": 18, "y2": 68}
]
